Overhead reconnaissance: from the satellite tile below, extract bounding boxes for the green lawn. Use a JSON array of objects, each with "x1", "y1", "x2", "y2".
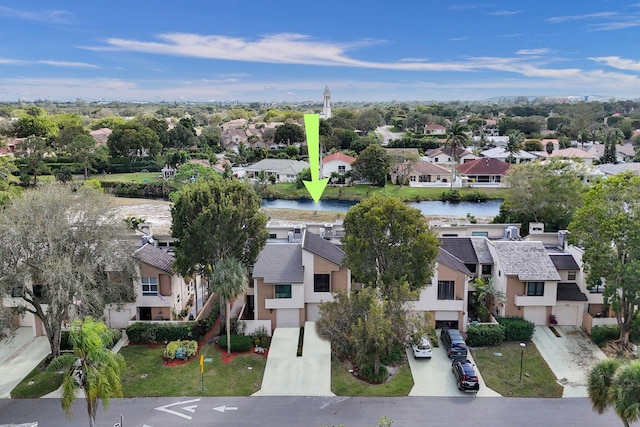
[
  {"x1": 94, "y1": 172, "x2": 161, "y2": 184},
  {"x1": 120, "y1": 343, "x2": 266, "y2": 397},
  {"x1": 472, "y1": 342, "x2": 563, "y2": 398},
  {"x1": 11, "y1": 356, "x2": 63, "y2": 398},
  {"x1": 331, "y1": 358, "x2": 414, "y2": 396}
]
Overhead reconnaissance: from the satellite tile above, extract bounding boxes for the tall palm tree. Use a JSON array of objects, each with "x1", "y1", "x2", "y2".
[
  {"x1": 47, "y1": 316, "x2": 125, "y2": 427},
  {"x1": 588, "y1": 359, "x2": 640, "y2": 427},
  {"x1": 505, "y1": 130, "x2": 524, "y2": 164},
  {"x1": 210, "y1": 257, "x2": 249, "y2": 355},
  {"x1": 472, "y1": 277, "x2": 506, "y2": 321},
  {"x1": 444, "y1": 120, "x2": 470, "y2": 189}
]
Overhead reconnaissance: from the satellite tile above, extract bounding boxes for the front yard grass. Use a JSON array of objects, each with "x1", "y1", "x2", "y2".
[
  {"x1": 472, "y1": 342, "x2": 563, "y2": 398},
  {"x1": 120, "y1": 343, "x2": 266, "y2": 397},
  {"x1": 11, "y1": 356, "x2": 63, "y2": 398},
  {"x1": 331, "y1": 358, "x2": 413, "y2": 396}
]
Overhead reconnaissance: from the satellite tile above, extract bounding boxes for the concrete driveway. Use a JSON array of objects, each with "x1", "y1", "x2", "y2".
[
  {"x1": 408, "y1": 334, "x2": 500, "y2": 397},
  {"x1": 0, "y1": 327, "x2": 50, "y2": 398},
  {"x1": 254, "y1": 321, "x2": 334, "y2": 396},
  {"x1": 532, "y1": 325, "x2": 608, "y2": 397}
]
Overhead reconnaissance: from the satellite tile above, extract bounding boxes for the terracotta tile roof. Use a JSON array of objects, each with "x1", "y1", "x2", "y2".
[
  {"x1": 322, "y1": 152, "x2": 355, "y2": 165},
  {"x1": 133, "y1": 243, "x2": 174, "y2": 274},
  {"x1": 456, "y1": 157, "x2": 511, "y2": 175}
]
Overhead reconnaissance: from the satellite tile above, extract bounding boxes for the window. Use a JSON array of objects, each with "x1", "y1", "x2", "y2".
[
  {"x1": 338, "y1": 165, "x2": 346, "y2": 173},
  {"x1": 419, "y1": 175, "x2": 430, "y2": 182},
  {"x1": 526, "y1": 282, "x2": 544, "y2": 296},
  {"x1": 11, "y1": 285, "x2": 23, "y2": 298},
  {"x1": 481, "y1": 264, "x2": 492, "y2": 275},
  {"x1": 274, "y1": 284, "x2": 292, "y2": 299},
  {"x1": 142, "y1": 277, "x2": 158, "y2": 295},
  {"x1": 437, "y1": 281, "x2": 455, "y2": 300},
  {"x1": 568, "y1": 271, "x2": 576, "y2": 281},
  {"x1": 314, "y1": 274, "x2": 330, "y2": 292},
  {"x1": 472, "y1": 231, "x2": 489, "y2": 237},
  {"x1": 434, "y1": 158, "x2": 439, "y2": 163},
  {"x1": 410, "y1": 175, "x2": 416, "y2": 182},
  {"x1": 590, "y1": 283, "x2": 605, "y2": 294},
  {"x1": 268, "y1": 233, "x2": 277, "y2": 239}
]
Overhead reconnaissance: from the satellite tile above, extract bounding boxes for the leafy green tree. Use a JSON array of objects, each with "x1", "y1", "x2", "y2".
[
  {"x1": 444, "y1": 120, "x2": 470, "y2": 188},
  {"x1": 356, "y1": 109, "x2": 383, "y2": 134},
  {"x1": 588, "y1": 359, "x2": 640, "y2": 427},
  {"x1": 107, "y1": 121, "x2": 161, "y2": 164},
  {"x1": 352, "y1": 287, "x2": 393, "y2": 377},
  {"x1": 274, "y1": 123, "x2": 304, "y2": 146},
  {"x1": 171, "y1": 178, "x2": 268, "y2": 279},
  {"x1": 0, "y1": 185, "x2": 136, "y2": 357},
  {"x1": 505, "y1": 130, "x2": 524, "y2": 163},
  {"x1": 54, "y1": 166, "x2": 73, "y2": 184},
  {"x1": 569, "y1": 172, "x2": 640, "y2": 348},
  {"x1": 524, "y1": 139, "x2": 543, "y2": 152},
  {"x1": 209, "y1": 258, "x2": 248, "y2": 355},
  {"x1": 495, "y1": 159, "x2": 585, "y2": 233},
  {"x1": 137, "y1": 116, "x2": 169, "y2": 147},
  {"x1": 13, "y1": 114, "x2": 57, "y2": 138},
  {"x1": 472, "y1": 277, "x2": 505, "y2": 321},
  {"x1": 342, "y1": 195, "x2": 439, "y2": 296},
  {"x1": 0, "y1": 156, "x2": 20, "y2": 205},
  {"x1": 15, "y1": 136, "x2": 52, "y2": 186},
  {"x1": 68, "y1": 134, "x2": 107, "y2": 180},
  {"x1": 545, "y1": 140, "x2": 554, "y2": 155},
  {"x1": 54, "y1": 125, "x2": 89, "y2": 151},
  {"x1": 167, "y1": 123, "x2": 198, "y2": 148},
  {"x1": 47, "y1": 316, "x2": 125, "y2": 427},
  {"x1": 352, "y1": 144, "x2": 390, "y2": 187}
]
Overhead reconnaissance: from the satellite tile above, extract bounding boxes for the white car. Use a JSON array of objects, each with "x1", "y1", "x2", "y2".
[{"x1": 412, "y1": 336, "x2": 433, "y2": 359}]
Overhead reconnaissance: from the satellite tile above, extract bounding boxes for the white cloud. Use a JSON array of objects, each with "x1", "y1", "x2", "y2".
[
  {"x1": 589, "y1": 56, "x2": 640, "y2": 71},
  {"x1": 0, "y1": 6, "x2": 74, "y2": 24},
  {"x1": 488, "y1": 10, "x2": 523, "y2": 16},
  {"x1": 546, "y1": 12, "x2": 618, "y2": 23},
  {"x1": 516, "y1": 48, "x2": 550, "y2": 55},
  {"x1": 36, "y1": 60, "x2": 99, "y2": 68}
]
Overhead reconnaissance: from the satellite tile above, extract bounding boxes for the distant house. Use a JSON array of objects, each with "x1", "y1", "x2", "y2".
[
  {"x1": 424, "y1": 146, "x2": 477, "y2": 165},
  {"x1": 536, "y1": 148, "x2": 596, "y2": 165},
  {"x1": 587, "y1": 143, "x2": 636, "y2": 164},
  {"x1": 424, "y1": 123, "x2": 446, "y2": 135},
  {"x1": 220, "y1": 128, "x2": 249, "y2": 150},
  {"x1": 89, "y1": 128, "x2": 112, "y2": 146},
  {"x1": 456, "y1": 157, "x2": 511, "y2": 187},
  {"x1": 390, "y1": 160, "x2": 451, "y2": 186},
  {"x1": 245, "y1": 159, "x2": 310, "y2": 183},
  {"x1": 0, "y1": 137, "x2": 23, "y2": 156},
  {"x1": 322, "y1": 152, "x2": 355, "y2": 185},
  {"x1": 480, "y1": 147, "x2": 537, "y2": 164}
]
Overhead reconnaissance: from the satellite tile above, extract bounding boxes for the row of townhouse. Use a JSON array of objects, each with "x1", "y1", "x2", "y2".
[{"x1": 243, "y1": 153, "x2": 356, "y2": 185}]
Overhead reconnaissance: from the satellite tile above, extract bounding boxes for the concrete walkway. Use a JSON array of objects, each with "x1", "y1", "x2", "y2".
[
  {"x1": 254, "y1": 321, "x2": 333, "y2": 396},
  {"x1": 0, "y1": 327, "x2": 50, "y2": 398},
  {"x1": 533, "y1": 325, "x2": 608, "y2": 398}
]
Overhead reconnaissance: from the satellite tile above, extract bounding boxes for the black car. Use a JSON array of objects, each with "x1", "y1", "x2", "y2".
[
  {"x1": 452, "y1": 359, "x2": 480, "y2": 392},
  {"x1": 440, "y1": 328, "x2": 468, "y2": 361}
]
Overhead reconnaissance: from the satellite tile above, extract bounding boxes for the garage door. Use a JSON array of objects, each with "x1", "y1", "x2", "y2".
[
  {"x1": 555, "y1": 305, "x2": 580, "y2": 326},
  {"x1": 276, "y1": 308, "x2": 300, "y2": 327},
  {"x1": 524, "y1": 306, "x2": 547, "y2": 325},
  {"x1": 306, "y1": 303, "x2": 321, "y2": 322}
]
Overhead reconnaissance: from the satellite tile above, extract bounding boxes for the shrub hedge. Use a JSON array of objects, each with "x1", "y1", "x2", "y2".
[
  {"x1": 126, "y1": 304, "x2": 219, "y2": 344},
  {"x1": 466, "y1": 324, "x2": 505, "y2": 347},
  {"x1": 591, "y1": 325, "x2": 620, "y2": 347},
  {"x1": 380, "y1": 345, "x2": 404, "y2": 366},
  {"x1": 217, "y1": 335, "x2": 253, "y2": 352},
  {"x1": 496, "y1": 317, "x2": 535, "y2": 342},
  {"x1": 359, "y1": 362, "x2": 389, "y2": 384},
  {"x1": 163, "y1": 340, "x2": 198, "y2": 360}
]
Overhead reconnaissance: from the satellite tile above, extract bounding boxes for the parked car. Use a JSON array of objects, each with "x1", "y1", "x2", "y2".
[
  {"x1": 412, "y1": 336, "x2": 432, "y2": 359},
  {"x1": 440, "y1": 328, "x2": 468, "y2": 361},
  {"x1": 452, "y1": 359, "x2": 480, "y2": 392}
]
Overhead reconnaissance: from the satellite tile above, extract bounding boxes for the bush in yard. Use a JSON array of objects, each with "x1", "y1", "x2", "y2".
[
  {"x1": 380, "y1": 345, "x2": 404, "y2": 366},
  {"x1": 217, "y1": 335, "x2": 253, "y2": 353},
  {"x1": 497, "y1": 317, "x2": 535, "y2": 342},
  {"x1": 428, "y1": 328, "x2": 439, "y2": 348},
  {"x1": 359, "y1": 362, "x2": 389, "y2": 384},
  {"x1": 126, "y1": 322, "x2": 197, "y2": 343},
  {"x1": 591, "y1": 324, "x2": 620, "y2": 347},
  {"x1": 466, "y1": 324, "x2": 505, "y2": 347},
  {"x1": 163, "y1": 340, "x2": 198, "y2": 360}
]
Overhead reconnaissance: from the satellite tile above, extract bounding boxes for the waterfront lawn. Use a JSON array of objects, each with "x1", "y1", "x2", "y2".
[
  {"x1": 471, "y1": 342, "x2": 563, "y2": 398},
  {"x1": 331, "y1": 358, "x2": 413, "y2": 396},
  {"x1": 94, "y1": 172, "x2": 161, "y2": 184},
  {"x1": 120, "y1": 343, "x2": 266, "y2": 397}
]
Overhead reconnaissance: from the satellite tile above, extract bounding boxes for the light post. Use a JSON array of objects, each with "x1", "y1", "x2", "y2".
[{"x1": 519, "y1": 342, "x2": 526, "y2": 381}]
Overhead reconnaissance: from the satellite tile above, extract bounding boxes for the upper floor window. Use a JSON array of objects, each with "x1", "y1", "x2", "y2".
[
  {"x1": 437, "y1": 281, "x2": 455, "y2": 300},
  {"x1": 338, "y1": 165, "x2": 346, "y2": 173},
  {"x1": 526, "y1": 282, "x2": 544, "y2": 296},
  {"x1": 481, "y1": 264, "x2": 492, "y2": 275},
  {"x1": 568, "y1": 271, "x2": 576, "y2": 281},
  {"x1": 142, "y1": 277, "x2": 158, "y2": 296},
  {"x1": 314, "y1": 274, "x2": 330, "y2": 292},
  {"x1": 275, "y1": 284, "x2": 292, "y2": 299}
]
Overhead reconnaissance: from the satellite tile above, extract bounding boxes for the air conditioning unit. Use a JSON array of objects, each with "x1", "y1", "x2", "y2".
[
  {"x1": 287, "y1": 231, "x2": 294, "y2": 243},
  {"x1": 324, "y1": 224, "x2": 334, "y2": 239},
  {"x1": 319, "y1": 228, "x2": 325, "y2": 238}
]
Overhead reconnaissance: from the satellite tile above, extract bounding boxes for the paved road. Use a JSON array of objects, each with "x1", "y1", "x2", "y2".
[
  {"x1": 375, "y1": 126, "x2": 404, "y2": 145},
  {"x1": 0, "y1": 396, "x2": 626, "y2": 427}
]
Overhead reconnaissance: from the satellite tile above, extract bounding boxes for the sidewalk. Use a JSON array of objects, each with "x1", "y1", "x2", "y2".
[{"x1": 0, "y1": 327, "x2": 50, "y2": 398}]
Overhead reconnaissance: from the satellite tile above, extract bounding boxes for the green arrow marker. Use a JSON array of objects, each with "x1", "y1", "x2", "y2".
[{"x1": 303, "y1": 114, "x2": 329, "y2": 202}]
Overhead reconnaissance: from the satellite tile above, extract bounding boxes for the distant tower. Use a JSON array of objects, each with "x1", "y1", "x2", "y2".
[{"x1": 320, "y1": 86, "x2": 332, "y2": 119}]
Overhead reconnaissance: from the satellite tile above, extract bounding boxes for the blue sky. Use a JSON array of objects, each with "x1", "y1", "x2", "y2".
[{"x1": 2, "y1": 1, "x2": 640, "y2": 103}]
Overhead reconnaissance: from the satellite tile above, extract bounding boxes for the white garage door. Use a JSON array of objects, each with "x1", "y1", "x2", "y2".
[
  {"x1": 306, "y1": 303, "x2": 321, "y2": 322},
  {"x1": 555, "y1": 305, "x2": 580, "y2": 326},
  {"x1": 276, "y1": 308, "x2": 300, "y2": 327},
  {"x1": 524, "y1": 306, "x2": 547, "y2": 325}
]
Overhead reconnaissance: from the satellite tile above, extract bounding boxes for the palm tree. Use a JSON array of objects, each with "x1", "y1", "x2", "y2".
[
  {"x1": 505, "y1": 130, "x2": 524, "y2": 164},
  {"x1": 472, "y1": 277, "x2": 506, "y2": 321},
  {"x1": 210, "y1": 257, "x2": 249, "y2": 355},
  {"x1": 588, "y1": 359, "x2": 640, "y2": 427},
  {"x1": 47, "y1": 316, "x2": 125, "y2": 427},
  {"x1": 444, "y1": 120, "x2": 470, "y2": 189}
]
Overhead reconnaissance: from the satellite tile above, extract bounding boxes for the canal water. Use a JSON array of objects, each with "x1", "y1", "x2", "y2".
[{"x1": 262, "y1": 198, "x2": 502, "y2": 217}]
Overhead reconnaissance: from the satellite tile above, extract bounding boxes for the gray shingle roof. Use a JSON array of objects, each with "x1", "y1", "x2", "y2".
[
  {"x1": 437, "y1": 248, "x2": 472, "y2": 276},
  {"x1": 492, "y1": 241, "x2": 561, "y2": 281},
  {"x1": 252, "y1": 243, "x2": 304, "y2": 283},
  {"x1": 133, "y1": 243, "x2": 174, "y2": 274},
  {"x1": 245, "y1": 159, "x2": 309, "y2": 174},
  {"x1": 302, "y1": 231, "x2": 345, "y2": 266},
  {"x1": 470, "y1": 237, "x2": 494, "y2": 264},
  {"x1": 440, "y1": 238, "x2": 478, "y2": 263},
  {"x1": 557, "y1": 283, "x2": 588, "y2": 301},
  {"x1": 549, "y1": 254, "x2": 580, "y2": 271}
]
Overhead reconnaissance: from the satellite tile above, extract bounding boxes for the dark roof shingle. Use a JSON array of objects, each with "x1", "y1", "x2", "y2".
[
  {"x1": 302, "y1": 231, "x2": 345, "y2": 266},
  {"x1": 557, "y1": 283, "x2": 588, "y2": 301},
  {"x1": 133, "y1": 244, "x2": 174, "y2": 274}
]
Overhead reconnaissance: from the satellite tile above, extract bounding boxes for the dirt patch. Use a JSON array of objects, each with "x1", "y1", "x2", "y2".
[{"x1": 600, "y1": 341, "x2": 637, "y2": 360}]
